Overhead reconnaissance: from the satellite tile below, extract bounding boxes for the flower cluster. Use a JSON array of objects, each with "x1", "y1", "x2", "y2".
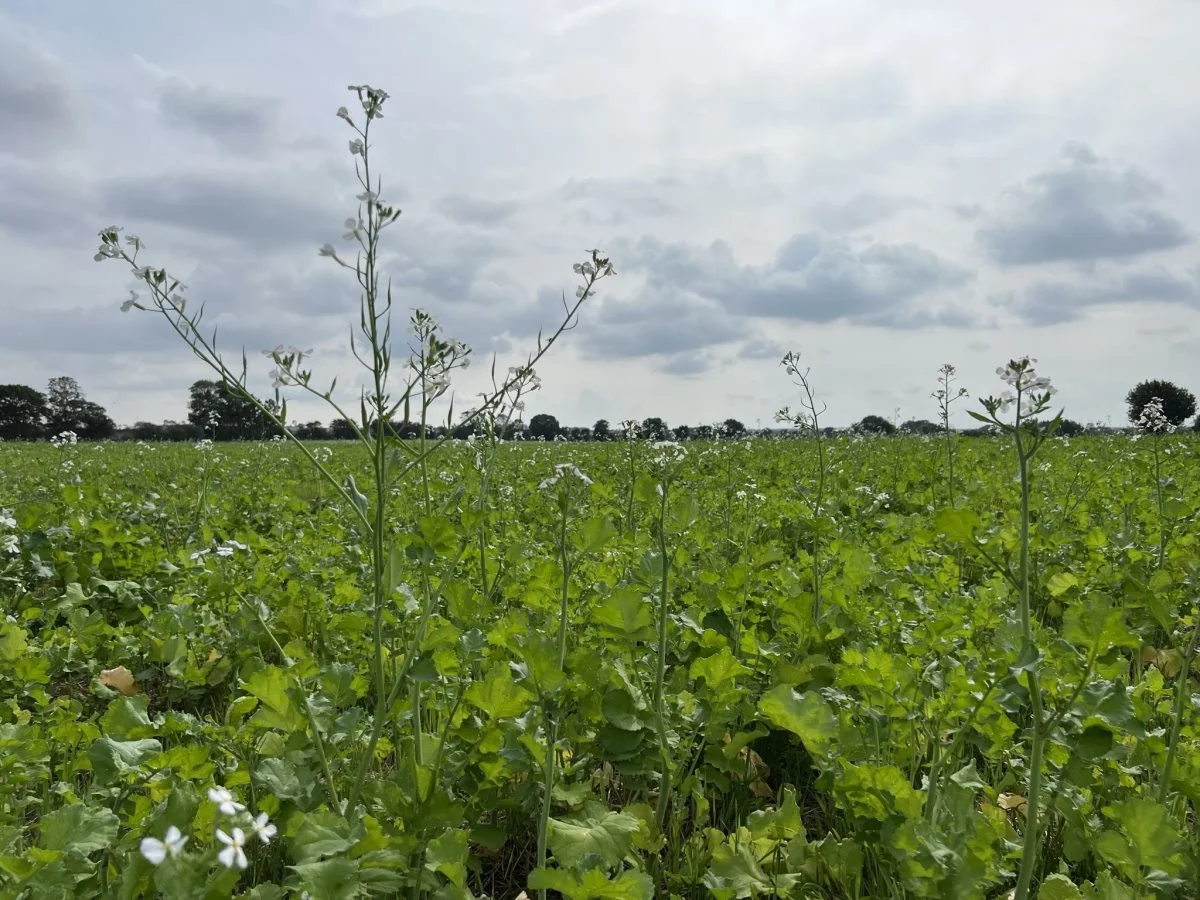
[
  {"x1": 1136, "y1": 397, "x2": 1176, "y2": 434},
  {"x1": 50, "y1": 430, "x2": 78, "y2": 447},
  {"x1": 979, "y1": 357, "x2": 1057, "y2": 424},
  {"x1": 1, "y1": 509, "x2": 17, "y2": 556},
  {"x1": 538, "y1": 462, "x2": 593, "y2": 491},
  {"x1": 139, "y1": 786, "x2": 275, "y2": 871},
  {"x1": 190, "y1": 539, "x2": 249, "y2": 561}
]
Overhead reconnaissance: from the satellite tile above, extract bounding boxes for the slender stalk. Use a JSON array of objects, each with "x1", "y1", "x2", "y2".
[
  {"x1": 653, "y1": 482, "x2": 673, "y2": 830},
  {"x1": 1013, "y1": 428, "x2": 1046, "y2": 900},
  {"x1": 537, "y1": 491, "x2": 574, "y2": 897},
  {"x1": 1160, "y1": 612, "x2": 1200, "y2": 805}
]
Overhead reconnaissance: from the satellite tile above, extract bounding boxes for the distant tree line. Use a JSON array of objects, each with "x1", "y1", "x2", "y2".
[
  {"x1": 2, "y1": 377, "x2": 1198, "y2": 442},
  {"x1": 0, "y1": 377, "x2": 115, "y2": 441}
]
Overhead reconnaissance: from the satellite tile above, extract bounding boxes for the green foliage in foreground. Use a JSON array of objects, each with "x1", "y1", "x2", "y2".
[{"x1": 2, "y1": 429, "x2": 1200, "y2": 899}]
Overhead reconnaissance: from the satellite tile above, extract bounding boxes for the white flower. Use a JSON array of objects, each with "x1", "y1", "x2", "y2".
[
  {"x1": 349, "y1": 139, "x2": 364, "y2": 157},
  {"x1": 216, "y1": 827, "x2": 249, "y2": 870},
  {"x1": 248, "y1": 812, "x2": 277, "y2": 844},
  {"x1": 0, "y1": 511, "x2": 14, "y2": 530},
  {"x1": 140, "y1": 826, "x2": 188, "y2": 865},
  {"x1": 121, "y1": 291, "x2": 141, "y2": 313},
  {"x1": 2, "y1": 535, "x2": 18, "y2": 555},
  {"x1": 208, "y1": 786, "x2": 246, "y2": 817}
]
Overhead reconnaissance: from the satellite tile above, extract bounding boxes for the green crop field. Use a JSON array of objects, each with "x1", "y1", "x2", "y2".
[{"x1": 2, "y1": 427, "x2": 1199, "y2": 899}]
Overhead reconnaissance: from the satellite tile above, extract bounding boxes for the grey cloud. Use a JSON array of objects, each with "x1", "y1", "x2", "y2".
[
  {"x1": 1014, "y1": 265, "x2": 1200, "y2": 326},
  {"x1": 0, "y1": 31, "x2": 79, "y2": 158},
  {"x1": 738, "y1": 338, "x2": 789, "y2": 361},
  {"x1": 619, "y1": 233, "x2": 971, "y2": 328},
  {"x1": 434, "y1": 193, "x2": 519, "y2": 227},
  {"x1": 977, "y1": 142, "x2": 1190, "y2": 265},
  {"x1": 659, "y1": 351, "x2": 714, "y2": 377},
  {"x1": 0, "y1": 160, "x2": 98, "y2": 241},
  {"x1": 97, "y1": 169, "x2": 343, "y2": 251},
  {"x1": 576, "y1": 285, "x2": 748, "y2": 371},
  {"x1": 157, "y1": 77, "x2": 281, "y2": 154},
  {"x1": 811, "y1": 192, "x2": 924, "y2": 232}
]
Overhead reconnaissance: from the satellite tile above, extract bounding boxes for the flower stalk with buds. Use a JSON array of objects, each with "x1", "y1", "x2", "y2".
[{"x1": 968, "y1": 357, "x2": 1062, "y2": 900}]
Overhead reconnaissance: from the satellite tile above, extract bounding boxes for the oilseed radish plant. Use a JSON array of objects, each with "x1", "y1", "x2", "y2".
[{"x1": 0, "y1": 83, "x2": 1199, "y2": 899}]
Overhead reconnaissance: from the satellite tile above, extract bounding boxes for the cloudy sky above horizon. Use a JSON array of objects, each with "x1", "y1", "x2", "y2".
[{"x1": 2, "y1": 0, "x2": 1199, "y2": 430}]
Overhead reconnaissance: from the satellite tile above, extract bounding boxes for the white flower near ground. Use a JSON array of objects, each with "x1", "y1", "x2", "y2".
[
  {"x1": 208, "y1": 786, "x2": 246, "y2": 816},
  {"x1": 538, "y1": 462, "x2": 593, "y2": 490},
  {"x1": 248, "y1": 812, "x2": 277, "y2": 844},
  {"x1": 140, "y1": 826, "x2": 188, "y2": 865},
  {"x1": 216, "y1": 827, "x2": 249, "y2": 870}
]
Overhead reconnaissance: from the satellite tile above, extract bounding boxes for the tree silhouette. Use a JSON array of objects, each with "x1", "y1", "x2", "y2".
[
  {"x1": 528, "y1": 413, "x2": 561, "y2": 440},
  {"x1": 0, "y1": 384, "x2": 50, "y2": 440},
  {"x1": 1126, "y1": 380, "x2": 1196, "y2": 427}
]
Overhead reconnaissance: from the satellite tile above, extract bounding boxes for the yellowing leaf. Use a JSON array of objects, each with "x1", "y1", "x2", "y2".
[{"x1": 99, "y1": 665, "x2": 139, "y2": 696}]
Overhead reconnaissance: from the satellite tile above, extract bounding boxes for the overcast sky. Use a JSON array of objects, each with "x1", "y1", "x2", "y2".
[{"x1": 2, "y1": 0, "x2": 1199, "y2": 430}]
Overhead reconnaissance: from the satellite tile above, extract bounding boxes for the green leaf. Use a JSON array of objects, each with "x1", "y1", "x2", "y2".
[
  {"x1": 703, "y1": 842, "x2": 774, "y2": 897},
  {"x1": 689, "y1": 647, "x2": 750, "y2": 690},
  {"x1": 38, "y1": 804, "x2": 119, "y2": 854},
  {"x1": 255, "y1": 757, "x2": 315, "y2": 803},
  {"x1": 465, "y1": 665, "x2": 534, "y2": 719},
  {"x1": 243, "y1": 666, "x2": 307, "y2": 732},
  {"x1": 99, "y1": 695, "x2": 155, "y2": 740},
  {"x1": 747, "y1": 787, "x2": 803, "y2": 842},
  {"x1": 547, "y1": 801, "x2": 642, "y2": 870},
  {"x1": 601, "y1": 690, "x2": 643, "y2": 732},
  {"x1": 291, "y1": 858, "x2": 361, "y2": 900},
  {"x1": 528, "y1": 867, "x2": 654, "y2": 900},
  {"x1": 1101, "y1": 797, "x2": 1187, "y2": 876},
  {"x1": 573, "y1": 516, "x2": 619, "y2": 554},
  {"x1": 87, "y1": 737, "x2": 161, "y2": 785},
  {"x1": 1046, "y1": 573, "x2": 1080, "y2": 597},
  {"x1": 758, "y1": 686, "x2": 836, "y2": 757},
  {"x1": 0, "y1": 623, "x2": 29, "y2": 663},
  {"x1": 424, "y1": 828, "x2": 469, "y2": 888},
  {"x1": 1073, "y1": 681, "x2": 1144, "y2": 737},
  {"x1": 292, "y1": 811, "x2": 355, "y2": 862},
  {"x1": 934, "y1": 507, "x2": 982, "y2": 543},
  {"x1": 1063, "y1": 600, "x2": 1137, "y2": 653},
  {"x1": 1040, "y1": 874, "x2": 1083, "y2": 900}
]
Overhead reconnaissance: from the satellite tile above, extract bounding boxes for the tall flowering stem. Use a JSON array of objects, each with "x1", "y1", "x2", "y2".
[
  {"x1": 776, "y1": 351, "x2": 828, "y2": 619},
  {"x1": 534, "y1": 462, "x2": 593, "y2": 898},
  {"x1": 932, "y1": 363, "x2": 969, "y2": 507},
  {"x1": 1135, "y1": 396, "x2": 1176, "y2": 568},
  {"x1": 94, "y1": 83, "x2": 616, "y2": 825},
  {"x1": 968, "y1": 356, "x2": 1061, "y2": 900}
]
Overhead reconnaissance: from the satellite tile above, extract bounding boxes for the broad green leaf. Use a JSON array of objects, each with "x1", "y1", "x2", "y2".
[
  {"x1": 573, "y1": 516, "x2": 619, "y2": 554},
  {"x1": 689, "y1": 648, "x2": 750, "y2": 690},
  {"x1": 242, "y1": 666, "x2": 306, "y2": 732},
  {"x1": 465, "y1": 665, "x2": 534, "y2": 719},
  {"x1": 38, "y1": 804, "x2": 119, "y2": 854},
  {"x1": 528, "y1": 867, "x2": 654, "y2": 900},
  {"x1": 1046, "y1": 573, "x2": 1080, "y2": 597},
  {"x1": 747, "y1": 788, "x2": 803, "y2": 842},
  {"x1": 291, "y1": 858, "x2": 361, "y2": 900},
  {"x1": 547, "y1": 802, "x2": 642, "y2": 870},
  {"x1": 758, "y1": 686, "x2": 836, "y2": 757},
  {"x1": 934, "y1": 507, "x2": 982, "y2": 543},
  {"x1": 87, "y1": 737, "x2": 161, "y2": 784},
  {"x1": 1040, "y1": 874, "x2": 1083, "y2": 900},
  {"x1": 602, "y1": 690, "x2": 644, "y2": 732},
  {"x1": 425, "y1": 828, "x2": 469, "y2": 888}
]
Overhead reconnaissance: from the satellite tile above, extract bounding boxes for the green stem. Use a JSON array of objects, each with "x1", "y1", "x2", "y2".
[
  {"x1": 1014, "y1": 434, "x2": 1045, "y2": 900},
  {"x1": 1160, "y1": 612, "x2": 1200, "y2": 804},
  {"x1": 653, "y1": 482, "x2": 673, "y2": 830}
]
